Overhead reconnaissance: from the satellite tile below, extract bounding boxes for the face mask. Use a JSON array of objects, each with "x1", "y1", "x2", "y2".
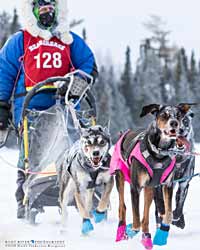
[{"x1": 33, "y1": 0, "x2": 57, "y2": 29}]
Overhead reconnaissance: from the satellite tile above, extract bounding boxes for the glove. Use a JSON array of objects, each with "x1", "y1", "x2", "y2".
[{"x1": 0, "y1": 102, "x2": 11, "y2": 130}]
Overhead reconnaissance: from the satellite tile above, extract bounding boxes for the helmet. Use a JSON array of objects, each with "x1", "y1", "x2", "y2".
[{"x1": 33, "y1": 0, "x2": 58, "y2": 29}]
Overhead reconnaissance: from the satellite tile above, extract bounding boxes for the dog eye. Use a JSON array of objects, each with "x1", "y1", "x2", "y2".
[
  {"x1": 176, "y1": 111, "x2": 183, "y2": 119},
  {"x1": 86, "y1": 140, "x2": 92, "y2": 146},
  {"x1": 160, "y1": 112, "x2": 169, "y2": 119},
  {"x1": 98, "y1": 139, "x2": 106, "y2": 146},
  {"x1": 182, "y1": 118, "x2": 189, "y2": 127}
]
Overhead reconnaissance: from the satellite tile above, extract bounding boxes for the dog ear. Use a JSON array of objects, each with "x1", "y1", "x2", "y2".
[
  {"x1": 140, "y1": 104, "x2": 161, "y2": 117},
  {"x1": 80, "y1": 127, "x2": 88, "y2": 137},
  {"x1": 178, "y1": 103, "x2": 197, "y2": 114},
  {"x1": 103, "y1": 126, "x2": 110, "y2": 135}
]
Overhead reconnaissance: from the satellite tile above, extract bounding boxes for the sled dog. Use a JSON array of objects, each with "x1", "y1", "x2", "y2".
[
  {"x1": 154, "y1": 109, "x2": 195, "y2": 229},
  {"x1": 58, "y1": 125, "x2": 114, "y2": 234},
  {"x1": 110, "y1": 103, "x2": 193, "y2": 248}
]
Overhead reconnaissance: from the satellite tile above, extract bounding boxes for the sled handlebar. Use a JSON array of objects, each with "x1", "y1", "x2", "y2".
[
  {"x1": 22, "y1": 71, "x2": 95, "y2": 119},
  {"x1": 22, "y1": 76, "x2": 69, "y2": 118}
]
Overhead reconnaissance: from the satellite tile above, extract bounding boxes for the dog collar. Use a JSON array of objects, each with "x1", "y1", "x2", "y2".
[{"x1": 146, "y1": 136, "x2": 175, "y2": 158}]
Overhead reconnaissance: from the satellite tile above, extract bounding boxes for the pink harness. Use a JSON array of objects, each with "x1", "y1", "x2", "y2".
[{"x1": 110, "y1": 132, "x2": 176, "y2": 184}]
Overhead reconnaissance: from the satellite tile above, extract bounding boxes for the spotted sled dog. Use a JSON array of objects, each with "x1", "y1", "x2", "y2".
[
  {"x1": 110, "y1": 103, "x2": 193, "y2": 249},
  {"x1": 154, "y1": 109, "x2": 195, "y2": 229},
  {"x1": 58, "y1": 125, "x2": 114, "y2": 234}
]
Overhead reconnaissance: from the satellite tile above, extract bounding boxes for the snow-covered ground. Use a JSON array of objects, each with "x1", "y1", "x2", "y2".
[{"x1": 0, "y1": 146, "x2": 200, "y2": 250}]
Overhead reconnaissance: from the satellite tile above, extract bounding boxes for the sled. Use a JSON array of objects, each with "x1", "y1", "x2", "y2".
[{"x1": 21, "y1": 70, "x2": 97, "y2": 224}]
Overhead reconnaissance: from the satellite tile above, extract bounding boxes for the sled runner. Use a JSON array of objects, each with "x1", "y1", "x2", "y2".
[{"x1": 21, "y1": 70, "x2": 96, "y2": 224}]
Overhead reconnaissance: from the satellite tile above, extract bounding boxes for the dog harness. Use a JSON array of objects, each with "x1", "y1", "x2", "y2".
[
  {"x1": 110, "y1": 131, "x2": 176, "y2": 186},
  {"x1": 63, "y1": 141, "x2": 110, "y2": 189}
]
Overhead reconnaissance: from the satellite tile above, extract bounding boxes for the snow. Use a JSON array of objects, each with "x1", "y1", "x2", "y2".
[{"x1": 0, "y1": 146, "x2": 200, "y2": 250}]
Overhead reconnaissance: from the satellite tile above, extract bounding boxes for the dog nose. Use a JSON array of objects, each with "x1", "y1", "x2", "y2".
[
  {"x1": 170, "y1": 119, "x2": 178, "y2": 128},
  {"x1": 93, "y1": 150, "x2": 100, "y2": 157}
]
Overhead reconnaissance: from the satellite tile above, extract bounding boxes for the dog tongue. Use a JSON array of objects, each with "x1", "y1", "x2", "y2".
[
  {"x1": 93, "y1": 157, "x2": 100, "y2": 166},
  {"x1": 176, "y1": 136, "x2": 190, "y2": 151}
]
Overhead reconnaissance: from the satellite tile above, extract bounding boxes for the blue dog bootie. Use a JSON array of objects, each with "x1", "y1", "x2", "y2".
[
  {"x1": 81, "y1": 219, "x2": 94, "y2": 235},
  {"x1": 93, "y1": 210, "x2": 107, "y2": 223},
  {"x1": 125, "y1": 223, "x2": 139, "y2": 238},
  {"x1": 153, "y1": 223, "x2": 170, "y2": 246}
]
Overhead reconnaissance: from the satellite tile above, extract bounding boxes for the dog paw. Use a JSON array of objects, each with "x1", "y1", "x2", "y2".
[
  {"x1": 81, "y1": 219, "x2": 94, "y2": 235},
  {"x1": 115, "y1": 223, "x2": 127, "y2": 242},
  {"x1": 141, "y1": 233, "x2": 153, "y2": 249},
  {"x1": 172, "y1": 213, "x2": 185, "y2": 229},
  {"x1": 92, "y1": 210, "x2": 107, "y2": 223},
  {"x1": 153, "y1": 223, "x2": 170, "y2": 246},
  {"x1": 126, "y1": 224, "x2": 139, "y2": 238}
]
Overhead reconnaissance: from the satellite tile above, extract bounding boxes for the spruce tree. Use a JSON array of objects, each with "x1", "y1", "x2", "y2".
[
  {"x1": 10, "y1": 8, "x2": 21, "y2": 34},
  {"x1": 120, "y1": 46, "x2": 134, "y2": 116},
  {"x1": 173, "y1": 48, "x2": 193, "y2": 103},
  {"x1": 107, "y1": 66, "x2": 132, "y2": 141},
  {"x1": 0, "y1": 11, "x2": 11, "y2": 48},
  {"x1": 189, "y1": 51, "x2": 197, "y2": 85},
  {"x1": 82, "y1": 28, "x2": 87, "y2": 41}
]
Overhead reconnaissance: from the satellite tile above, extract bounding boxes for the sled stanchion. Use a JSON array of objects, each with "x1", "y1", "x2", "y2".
[
  {"x1": 23, "y1": 116, "x2": 29, "y2": 171},
  {"x1": 91, "y1": 116, "x2": 96, "y2": 126}
]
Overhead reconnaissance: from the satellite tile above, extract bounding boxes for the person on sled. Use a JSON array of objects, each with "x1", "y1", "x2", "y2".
[{"x1": 0, "y1": 0, "x2": 98, "y2": 219}]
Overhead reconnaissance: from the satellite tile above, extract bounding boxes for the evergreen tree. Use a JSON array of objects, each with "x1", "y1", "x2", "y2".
[
  {"x1": 173, "y1": 48, "x2": 193, "y2": 103},
  {"x1": 136, "y1": 47, "x2": 163, "y2": 104},
  {"x1": 82, "y1": 28, "x2": 87, "y2": 41},
  {"x1": 107, "y1": 66, "x2": 132, "y2": 141},
  {"x1": 188, "y1": 51, "x2": 197, "y2": 85},
  {"x1": 0, "y1": 9, "x2": 21, "y2": 48},
  {"x1": 120, "y1": 46, "x2": 134, "y2": 116},
  {"x1": 174, "y1": 52, "x2": 181, "y2": 83},
  {"x1": 132, "y1": 47, "x2": 163, "y2": 127},
  {"x1": 94, "y1": 64, "x2": 133, "y2": 142},
  {"x1": 10, "y1": 8, "x2": 21, "y2": 34},
  {"x1": 0, "y1": 11, "x2": 11, "y2": 48},
  {"x1": 180, "y1": 48, "x2": 188, "y2": 77},
  {"x1": 188, "y1": 51, "x2": 200, "y2": 103},
  {"x1": 94, "y1": 66, "x2": 110, "y2": 125}
]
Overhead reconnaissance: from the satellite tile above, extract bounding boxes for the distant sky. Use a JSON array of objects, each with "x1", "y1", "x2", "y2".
[{"x1": 2, "y1": 0, "x2": 200, "y2": 69}]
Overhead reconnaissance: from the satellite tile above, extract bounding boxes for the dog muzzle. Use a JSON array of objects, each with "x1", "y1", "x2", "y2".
[{"x1": 89, "y1": 151, "x2": 103, "y2": 168}]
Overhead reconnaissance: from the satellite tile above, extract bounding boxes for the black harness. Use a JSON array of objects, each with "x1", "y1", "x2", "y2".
[{"x1": 66, "y1": 144, "x2": 110, "y2": 189}]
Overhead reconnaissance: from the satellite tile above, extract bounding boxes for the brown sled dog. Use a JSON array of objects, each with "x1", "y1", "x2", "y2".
[{"x1": 110, "y1": 103, "x2": 193, "y2": 248}]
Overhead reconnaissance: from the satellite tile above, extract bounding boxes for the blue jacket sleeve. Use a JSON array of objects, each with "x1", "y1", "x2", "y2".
[
  {"x1": 70, "y1": 32, "x2": 98, "y2": 82},
  {"x1": 0, "y1": 31, "x2": 23, "y2": 102}
]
